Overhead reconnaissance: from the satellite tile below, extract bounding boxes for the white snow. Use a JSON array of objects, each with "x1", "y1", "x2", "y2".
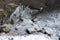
[{"x1": 0, "y1": 34, "x2": 53, "y2": 40}]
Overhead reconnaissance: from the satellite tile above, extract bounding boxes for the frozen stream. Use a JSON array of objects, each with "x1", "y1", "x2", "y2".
[{"x1": 0, "y1": 5, "x2": 60, "y2": 40}]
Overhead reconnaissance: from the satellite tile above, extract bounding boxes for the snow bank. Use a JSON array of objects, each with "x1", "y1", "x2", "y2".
[{"x1": 0, "y1": 34, "x2": 53, "y2": 40}]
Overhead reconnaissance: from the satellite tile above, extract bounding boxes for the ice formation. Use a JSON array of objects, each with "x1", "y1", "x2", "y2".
[{"x1": 0, "y1": 5, "x2": 60, "y2": 40}]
